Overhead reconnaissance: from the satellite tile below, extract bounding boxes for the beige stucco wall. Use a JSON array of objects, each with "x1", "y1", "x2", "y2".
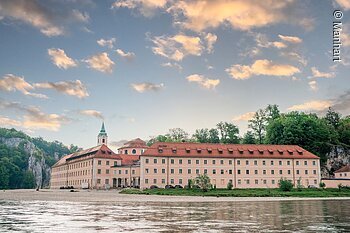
[
  {"x1": 118, "y1": 148, "x2": 145, "y2": 155},
  {"x1": 111, "y1": 166, "x2": 140, "y2": 187},
  {"x1": 322, "y1": 179, "x2": 350, "y2": 188},
  {"x1": 140, "y1": 156, "x2": 321, "y2": 189}
]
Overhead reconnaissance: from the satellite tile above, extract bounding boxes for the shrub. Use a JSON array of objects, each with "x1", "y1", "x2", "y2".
[
  {"x1": 194, "y1": 174, "x2": 211, "y2": 192},
  {"x1": 296, "y1": 178, "x2": 303, "y2": 191},
  {"x1": 319, "y1": 182, "x2": 326, "y2": 189},
  {"x1": 278, "y1": 178, "x2": 293, "y2": 192},
  {"x1": 187, "y1": 179, "x2": 193, "y2": 189},
  {"x1": 227, "y1": 181, "x2": 233, "y2": 190}
]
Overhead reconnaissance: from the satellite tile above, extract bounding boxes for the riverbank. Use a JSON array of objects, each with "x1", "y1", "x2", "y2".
[
  {"x1": 1, "y1": 189, "x2": 350, "y2": 203},
  {"x1": 120, "y1": 187, "x2": 350, "y2": 198}
]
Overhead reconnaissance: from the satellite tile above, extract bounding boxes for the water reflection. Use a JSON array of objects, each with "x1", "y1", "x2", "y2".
[{"x1": 0, "y1": 200, "x2": 349, "y2": 232}]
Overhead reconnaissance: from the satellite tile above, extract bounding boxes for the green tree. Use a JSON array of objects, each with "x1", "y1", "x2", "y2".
[
  {"x1": 324, "y1": 107, "x2": 341, "y2": 130},
  {"x1": 194, "y1": 174, "x2": 211, "y2": 192},
  {"x1": 216, "y1": 122, "x2": 240, "y2": 144},
  {"x1": 0, "y1": 162, "x2": 9, "y2": 189},
  {"x1": 248, "y1": 109, "x2": 268, "y2": 144},
  {"x1": 208, "y1": 128, "x2": 220, "y2": 143},
  {"x1": 168, "y1": 128, "x2": 189, "y2": 142},
  {"x1": 338, "y1": 117, "x2": 350, "y2": 147},
  {"x1": 22, "y1": 171, "x2": 36, "y2": 189},
  {"x1": 193, "y1": 129, "x2": 210, "y2": 143},
  {"x1": 242, "y1": 131, "x2": 256, "y2": 144},
  {"x1": 278, "y1": 178, "x2": 293, "y2": 192}
]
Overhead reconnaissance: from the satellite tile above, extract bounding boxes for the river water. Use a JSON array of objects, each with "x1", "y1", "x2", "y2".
[{"x1": 0, "y1": 199, "x2": 349, "y2": 232}]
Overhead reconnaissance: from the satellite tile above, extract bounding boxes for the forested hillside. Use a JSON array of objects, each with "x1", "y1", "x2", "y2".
[{"x1": 0, "y1": 128, "x2": 80, "y2": 189}]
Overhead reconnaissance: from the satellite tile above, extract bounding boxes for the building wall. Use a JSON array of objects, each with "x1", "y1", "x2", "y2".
[
  {"x1": 322, "y1": 179, "x2": 350, "y2": 188},
  {"x1": 50, "y1": 164, "x2": 68, "y2": 189},
  {"x1": 111, "y1": 166, "x2": 140, "y2": 187},
  {"x1": 118, "y1": 148, "x2": 145, "y2": 155},
  {"x1": 140, "y1": 156, "x2": 320, "y2": 189},
  {"x1": 335, "y1": 171, "x2": 350, "y2": 179}
]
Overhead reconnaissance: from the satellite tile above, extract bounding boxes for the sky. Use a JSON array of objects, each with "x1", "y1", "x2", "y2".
[{"x1": 0, "y1": 0, "x2": 350, "y2": 149}]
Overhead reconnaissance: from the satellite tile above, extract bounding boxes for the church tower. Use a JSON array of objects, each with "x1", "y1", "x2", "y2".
[{"x1": 97, "y1": 122, "x2": 108, "y2": 145}]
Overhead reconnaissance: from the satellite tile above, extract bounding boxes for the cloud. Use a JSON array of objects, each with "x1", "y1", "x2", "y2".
[
  {"x1": 78, "y1": 110, "x2": 104, "y2": 119},
  {"x1": 311, "y1": 67, "x2": 335, "y2": 78},
  {"x1": 281, "y1": 52, "x2": 307, "y2": 66},
  {"x1": 48, "y1": 48, "x2": 78, "y2": 69},
  {"x1": 204, "y1": 33, "x2": 217, "y2": 53},
  {"x1": 0, "y1": 99, "x2": 69, "y2": 131},
  {"x1": 0, "y1": 116, "x2": 21, "y2": 127},
  {"x1": 168, "y1": 0, "x2": 296, "y2": 32},
  {"x1": 287, "y1": 100, "x2": 333, "y2": 111},
  {"x1": 334, "y1": 0, "x2": 350, "y2": 10},
  {"x1": 34, "y1": 80, "x2": 89, "y2": 99},
  {"x1": 97, "y1": 38, "x2": 116, "y2": 49},
  {"x1": 0, "y1": 74, "x2": 47, "y2": 98},
  {"x1": 278, "y1": 35, "x2": 302, "y2": 44},
  {"x1": 71, "y1": 9, "x2": 90, "y2": 23},
  {"x1": 226, "y1": 59, "x2": 300, "y2": 80},
  {"x1": 150, "y1": 33, "x2": 205, "y2": 61},
  {"x1": 84, "y1": 52, "x2": 115, "y2": 73},
  {"x1": 308, "y1": 80, "x2": 318, "y2": 91},
  {"x1": 111, "y1": 0, "x2": 168, "y2": 17},
  {"x1": 131, "y1": 82, "x2": 164, "y2": 93},
  {"x1": 161, "y1": 62, "x2": 183, "y2": 70},
  {"x1": 116, "y1": 49, "x2": 136, "y2": 61},
  {"x1": 232, "y1": 112, "x2": 255, "y2": 121},
  {"x1": 186, "y1": 74, "x2": 220, "y2": 90}
]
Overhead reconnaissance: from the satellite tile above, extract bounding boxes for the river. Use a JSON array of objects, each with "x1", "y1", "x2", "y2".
[{"x1": 0, "y1": 199, "x2": 349, "y2": 232}]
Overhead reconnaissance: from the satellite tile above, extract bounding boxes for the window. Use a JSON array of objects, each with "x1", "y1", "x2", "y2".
[
  {"x1": 196, "y1": 160, "x2": 200, "y2": 165},
  {"x1": 188, "y1": 159, "x2": 192, "y2": 164},
  {"x1": 204, "y1": 160, "x2": 207, "y2": 165},
  {"x1": 296, "y1": 170, "x2": 300, "y2": 175},
  {"x1": 132, "y1": 170, "x2": 135, "y2": 175},
  {"x1": 313, "y1": 161, "x2": 316, "y2": 166},
  {"x1": 171, "y1": 179, "x2": 174, "y2": 184},
  {"x1": 153, "y1": 179, "x2": 157, "y2": 184},
  {"x1": 271, "y1": 170, "x2": 275, "y2": 175},
  {"x1": 287, "y1": 161, "x2": 291, "y2": 166},
  {"x1": 288, "y1": 170, "x2": 291, "y2": 175},
  {"x1": 213, "y1": 169, "x2": 216, "y2": 174},
  {"x1": 145, "y1": 159, "x2": 149, "y2": 164},
  {"x1": 179, "y1": 179, "x2": 183, "y2": 184},
  {"x1": 105, "y1": 179, "x2": 109, "y2": 184},
  {"x1": 246, "y1": 160, "x2": 249, "y2": 165},
  {"x1": 237, "y1": 160, "x2": 241, "y2": 165},
  {"x1": 171, "y1": 169, "x2": 174, "y2": 174},
  {"x1": 132, "y1": 149, "x2": 136, "y2": 154},
  {"x1": 305, "y1": 170, "x2": 308, "y2": 175},
  {"x1": 97, "y1": 169, "x2": 101, "y2": 174},
  {"x1": 145, "y1": 179, "x2": 148, "y2": 184},
  {"x1": 196, "y1": 169, "x2": 200, "y2": 174},
  {"x1": 97, "y1": 179, "x2": 101, "y2": 184},
  {"x1": 313, "y1": 170, "x2": 316, "y2": 175},
  {"x1": 212, "y1": 160, "x2": 216, "y2": 165},
  {"x1": 162, "y1": 159, "x2": 166, "y2": 164},
  {"x1": 124, "y1": 149, "x2": 128, "y2": 154},
  {"x1": 179, "y1": 159, "x2": 182, "y2": 164},
  {"x1": 314, "y1": 179, "x2": 317, "y2": 184},
  {"x1": 114, "y1": 161, "x2": 118, "y2": 166},
  {"x1": 271, "y1": 161, "x2": 274, "y2": 166},
  {"x1": 106, "y1": 169, "x2": 110, "y2": 174},
  {"x1": 296, "y1": 161, "x2": 300, "y2": 166},
  {"x1": 119, "y1": 170, "x2": 121, "y2": 175},
  {"x1": 246, "y1": 170, "x2": 249, "y2": 175},
  {"x1": 171, "y1": 159, "x2": 174, "y2": 164},
  {"x1": 221, "y1": 160, "x2": 224, "y2": 165},
  {"x1": 229, "y1": 169, "x2": 232, "y2": 174},
  {"x1": 145, "y1": 168, "x2": 149, "y2": 174},
  {"x1": 246, "y1": 179, "x2": 250, "y2": 184},
  {"x1": 188, "y1": 169, "x2": 192, "y2": 174},
  {"x1": 154, "y1": 159, "x2": 157, "y2": 164},
  {"x1": 204, "y1": 169, "x2": 208, "y2": 174},
  {"x1": 229, "y1": 160, "x2": 232, "y2": 165},
  {"x1": 154, "y1": 168, "x2": 157, "y2": 174},
  {"x1": 255, "y1": 179, "x2": 258, "y2": 184},
  {"x1": 279, "y1": 170, "x2": 282, "y2": 175},
  {"x1": 98, "y1": 160, "x2": 102, "y2": 165},
  {"x1": 255, "y1": 170, "x2": 258, "y2": 175},
  {"x1": 279, "y1": 161, "x2": 282, "y2": 166},
  {"x1": 263, "y1": 180, "x2": 267, "y2": 184},
  {"x1": 162, "y1": 168, "x2": 165, "y2": 174},
  {"x1": 254, "y1": 160, "x2": 258, "y2": 166},
  {"x1": 238, "y1": 169, "x2": 241, "y2": 175},
  {"x1": 238, "y1": 179, "x2": 241, "y2": 185},
  {"x1": 106, "y1": 161, "x2": 110, "y2": 165},
  {"x1": 304, "y1": 161, "x2": 308, "y2": 166},
  {"x1": 162, "y1": 179, "x2": 165, "y2": 184},
  {"x1": 221, "y1": 169, "x2": 224, "y2": 174},
  {"x1": 263, "y1": 160, "x2": 266, "y2": 166},
  {"x1": 272, "y1": 180, "x2": 275, "y2": 185}
]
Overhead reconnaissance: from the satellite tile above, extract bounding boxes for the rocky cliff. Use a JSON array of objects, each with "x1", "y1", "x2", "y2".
[{"x1": 322, "y1": 146, "x2": 350, "y2": 177}]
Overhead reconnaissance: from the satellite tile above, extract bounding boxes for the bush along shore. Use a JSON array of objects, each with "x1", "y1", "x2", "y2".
[{"x1": 121, "y1": 175, "x2": 350, "y2": 198}]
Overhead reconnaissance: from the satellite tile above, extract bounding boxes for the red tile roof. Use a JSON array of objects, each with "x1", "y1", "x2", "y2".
[
  {"x1": 52, "y1": 144, "x2": 121, "y2": 167},
  {"x1": 118, "y1": 138, "x2": 148, "y2": 149},
  {"x1": 142, "y1": 142, "x2": 319, "y2": 159},
  {"x1": 119, "y1": 154, "x2": 140, "y2": 166},
  {"x1": 335, "y1": 165, "x2": 350, "y2": 173}
]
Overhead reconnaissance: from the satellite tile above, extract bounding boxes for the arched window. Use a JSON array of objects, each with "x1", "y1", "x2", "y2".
[
  {"x1": 132, "y1": 149, "x2": 136, "y2": 154},
  {"x1": 102, "y1": 139, "x2": 105, "y2": 143}
]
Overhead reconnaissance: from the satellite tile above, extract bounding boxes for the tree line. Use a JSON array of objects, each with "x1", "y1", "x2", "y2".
[{"x1": 148, "y1": 105, "x2": 350, "y2": 166}]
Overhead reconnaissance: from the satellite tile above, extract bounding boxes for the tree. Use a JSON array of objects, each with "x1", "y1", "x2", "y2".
[
  {"x1": 265, "y1": 104, "x2": 280, "y2": 122},
  {"x1": 194, "y1": 174, "x2": 211, "y2": 192},
  {"x1": 216, "y1": 122, "x2": 240, "y2": 144},
  {"x1": 208, "y1": 128, "x2": 220, "y2": 143},
  {"x1": 227, "y1": 181, "x2": 233, "y2": 190},
  {"x1": 22, "y1": 171, "x2": 36, "y2": 189},
  {"x1": 324, "y1": 107, "x2": 341, "y2": 130},
  {"x1": 193, "y1": 129, "x2": 210, "y2": 143},
  {"x1": 248, "y1": 109, "x2": 268, "y2": 144},
  {"x1": 242, "y1": 131, "x2": 256, "y2": 144},
  {"x1": 338, "y1": 117, "x2": 350, "y2": 147},
  {"x1": 278, "y1": 178, "x2": 293, "y2": 191},
  {"x1": 0, "y1": 162, "x2": 9, "y2": 189}
]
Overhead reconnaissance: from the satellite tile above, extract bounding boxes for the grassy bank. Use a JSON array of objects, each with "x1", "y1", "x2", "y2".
[{"x1": 120, "y1": 188, "x2": 350, "y2": 197}]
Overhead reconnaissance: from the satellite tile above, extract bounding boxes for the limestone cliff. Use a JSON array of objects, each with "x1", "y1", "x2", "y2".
[{"x1": 322, "y1": 146, "x2": 350, "y2": 177}]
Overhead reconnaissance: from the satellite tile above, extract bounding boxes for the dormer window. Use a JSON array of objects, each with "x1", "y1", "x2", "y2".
[
  {"x1": 287, "y1": 150, "x2": 293, "y2": 155},
  {"x1": 172, "y1": 148, "x2": 177, "y2": 153},
  {"x1": 207, "y1": 148, "x2": 212, "y2": 153},
  {"x1": 197, "y1": 148, "x2": 202, "y2": 153},
  {"x1": 186, "y1": 148, "x2": 191, "y2": 153},
  {"x1": 268, "y1": 149, "x2": 274, "y2": 154},
  {"x1": 238, "y1": 149, "x2": 244, "y2": 154},
  {"x1": 278, "y1": 149, "x2": 284, "y2": 155},
  {"x1": 228, "y1": 148, "x2": 233, "y2": 154},
  {"x1": 248, "y1": 149, "x2": 254, "y2": 154},
  {"x1": 218, "y1": 148, "x2": 223, "y2": 154},
  {"x1": 258, "y1": 149, "x2": 264, "y2": 154},
  {"x1": 297, "y1": 149, "x2": 303, "y2": 155},
  {"x1": 101, "y1": 150, "x2": 106, "y2": 154},
  {"x1": 158, "y1": 147, "x2": 163, "y2": 153}
]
